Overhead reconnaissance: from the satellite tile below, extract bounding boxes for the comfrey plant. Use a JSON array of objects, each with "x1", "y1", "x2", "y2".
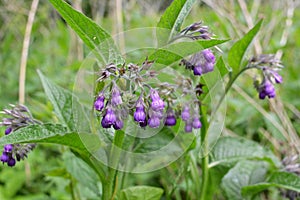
[
  {"x1": 0, "y1": 0, "x2": 299, "y2": 200},
  {"x1": 0, "y1": 105, "x2": 38, "y2": 166}
]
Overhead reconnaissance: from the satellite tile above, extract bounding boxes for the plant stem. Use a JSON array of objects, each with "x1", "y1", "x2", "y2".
[
  {"x1": 199, "y1": 67, "x2": 252, "y2": 199},
  {"x1": 199, "y1": 105, "x2": 209, "y2": 200},
  {"x1": 103, "y1": 131, "x2": 125, "y2": 200}
]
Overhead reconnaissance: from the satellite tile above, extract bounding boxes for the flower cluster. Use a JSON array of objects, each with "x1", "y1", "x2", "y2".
[
  {"x1": 0, "y1": 105, "x2": 38, "y2": 167},
  {"x1": 181, "y1": 49, "x2": 216, "y2": 76},
  {"x1": 250, "y1": 54, "x2": 283, "y2": 99},
  {"x1": 93, "y1": 22, "x2": 217, "y2": 132}
]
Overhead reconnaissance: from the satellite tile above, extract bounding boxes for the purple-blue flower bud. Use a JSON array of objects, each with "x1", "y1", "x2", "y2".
[
  {"x1": 0, "y1": 152, "x2": 9, "y2": 162},
  {"x1": 202, "y1": 49, "x2": 215, "y2": 64},
  {"x1": 94, "y1": 95, "x2": 105, "y2": 111},
  {"x1": 150, "y1": 89, "x2": 165, "y2": 111},
  {"x1": 272, "y1": 71, "x2": 283, "y2": 84},
  {"x1": 7, "y1": 157, "x2": 16, "y2": 167},
  {"x1": 111, "y1": 87, "x2": 122, "y2": 106},
  {"x1": 165, "y1": 109, "x2": 177, "y2": 126},
  {"x1": 113, "y1": 119, "x2": 124, "y2": 130},
  {"x1": 185, "y1": 123, "x2": 193, "y2": 133},
  {"x1": 4, "y1": 144, "x2": 13, "y2": 152},
  {"x1": 101, "y1": 116, "x2": 111, "y2": 128},
  {"x1": 103, "y1": 108, "x2": 117, "y2": 125},
  {"x1": 259, "y1": 80, "x2": 276, "y2": 99},
  {"x1": 192, "y1": 117, "x2": 202, "y2": 129},
  {"x1": 193, "y1": 65, "x2": 203, "y2": 76},
  {"x1": 148, "y1": 116, "x2": 160, "y2": 128},
  {"x1": 134, "y1": 107, "x2": 146, "y2": 122},
  {"x1": 5, "y1": 127, "x2": 12, "y2": 135},
  {"x1": 181, "y1": 106, "x2": 190, "y2": 121}
]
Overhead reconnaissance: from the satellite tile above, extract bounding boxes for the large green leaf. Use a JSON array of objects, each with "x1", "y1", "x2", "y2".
[
  {"x1": 0, "y1": 124, "x2": 97, "y2": 152},
  {"x1": 221, "y1": 160, "x2": 268, "y2": 200},
  {"x1": 49, "y1": 0, "x2": 123, "y2": 64},
  {"x1": 157, "y1": 0, "x2": 197, "y2": 45},
  {"x1": 209, "y1": 137, "x2": 281, "y2": 168},
  {"x1": 38, "y1": 71, "x2": 75, "y2": 131},
  {"x1": 228, "y1": 19, "x2": 263, "y2": 75},
  {"x1": 63, "y1": 151, "x2": 101, "y2": 198},
  {"x1": 148, "y1": 39, "x2": 228, "y2": 66},
  {"x1": 242, "y1": 171, "x2": 300, "y2": 196},
  {"x1": 120, "y1": 186, "x2": 164, "y2": 200}
]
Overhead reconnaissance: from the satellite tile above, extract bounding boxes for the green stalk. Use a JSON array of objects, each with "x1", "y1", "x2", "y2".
[
  {"x1": 199, "y1": 105, "x2": 209, "y2": 200},
  {"x1": 103, "y1": 130, "x2": 125, "y2": 200},
  {"x1": 199, "y1": 66, "x2": 253, "y2": 199}
]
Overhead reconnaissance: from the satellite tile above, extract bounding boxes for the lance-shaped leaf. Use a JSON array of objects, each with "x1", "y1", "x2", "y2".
[
  {"x1": 157, "y1": 0, "x2": 197, "y2": 45},
  {"x1": 49, "y1": 0, "x2": 123, "y2": 64},
  {"x1": 242, "y1": 171, "x2": 300, "y2": 197},
  {"x1": 0, "y1": 124, "x2": 99, "y2": 152},
  {"x1": 38, "y1": 70, "x2": 76, "y2": 131},
  {"x1": 228, "y1": 19, "x2": 263, "y2": 75}
]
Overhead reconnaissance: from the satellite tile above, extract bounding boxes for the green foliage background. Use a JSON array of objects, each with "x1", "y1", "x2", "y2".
[{"x1": 0, "y1": 0, "x2": 299, "y2": 199}]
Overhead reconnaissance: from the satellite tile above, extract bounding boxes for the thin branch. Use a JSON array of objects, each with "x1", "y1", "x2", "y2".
[{"x1": 19, "y1": 0, "x2": 39, "y2": 104}]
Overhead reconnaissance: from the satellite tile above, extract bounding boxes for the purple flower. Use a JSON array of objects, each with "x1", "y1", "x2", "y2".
[
  {"x1": 134, "y1": 102, "x2": 146, "y2": 123},
  {"x1": 181, "y1": 106, "x2": 190, "y2": 121},
  {"x1": 194, "y1": 65, "x2": 203, "y2": 75},
  {"x1": 192, "y1": 117, "x2": 202, "y2": 129},
  {"x1": 94, "y1": 95, "x2": 105, "y2": 111},
  {"x1": 139, "y1": 120, "x2": 148, "y2": 128},
  {"x1": 148, "y1": 116, "x2": 160, "y2": 128},
  {"x1": 7, "y1": 157, "x2": 16, "y2": 167},
  {"x1": 113, "y1": 118, "x2": 124, "y2": 130},
  {"x1": 271, "y1": 71, "x2": 283, "y2": 84},
  {"x1": 4, "y1": 144, "x2": 13, "y2": 152},
  {"x1": 165, "y1": 109, "x2": 177, "y2": 126},
  {"x1": 101, "y1": 116, "x2": 111, "y2": 128},
  {"x1": 202, "y1": 49, "x2": 215, "y2": 64},
  {"x1": 103, "y1": 108, "x2": 117, "y2": 125},
  {"x1": 150, "y1": 89, "x2": 165, "y2": 111},
  {"x1": 5, "y1": 127, "x2": 12, "y2": 135},
  {"x1": 259, "y1": 80, "x2": 276, "y2": 99},
  {"x1": 111, "y1": 87, "x2": 122, "y2": 106},
  {"x1": 185, "y1": 122, "x2": 193, "y2": 133},
  {"x1": 188, "y1": 49, "x2": 215, "y2": 76},
  {"x1": 0, "y1": 152, "x2": 9, "y2": 162}
]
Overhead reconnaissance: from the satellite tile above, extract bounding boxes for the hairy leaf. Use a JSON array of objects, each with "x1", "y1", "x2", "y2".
[
  {"x1": 121, "y1": 186, "x2": 164, "y2": 200},
  {"x1": 38, "y1": 71, "x2": 75, "y2": 131},
  {"x1": 157, "y1": 0, "x2": 197, "y2": 45},
  {"x1": 0, "y1": 124, "x2": 96, "y2": 152},
  {"x1": 49, "y1": 0, "x2": 123, "y2": 64},
  {"x1": 209, "y1": 137, "x2": 281, "y2": 168},
  {"x1": 228, "y1": 19, "x2": 263, "y2": 75},
  {"x1": 149, "y1": 39, "x2": 228, "y2": 66},
  {"x1": 221, "y1": 160, "x2": 268, "y2": 200},
  {"x1": 242, "y1": 171, "x2": 300, "y2": 196}
]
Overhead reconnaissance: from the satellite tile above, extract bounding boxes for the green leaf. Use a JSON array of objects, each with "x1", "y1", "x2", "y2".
[
  {"x1": 38, "y1": 70, "x2": 75, "y2": 131},
  {"x1": 221, "y1": 160, "x2": 268, "y2": 200},
  {"x1": 49, "y1": 0, "x2": 123, "y2": 64},
  {"x1": 209, "y1": 137, "x2": 281, "y2": 168},
  {"x1": 242, "y1": 171, "x2": 300, "y2": 196},
  {"x1": 149, "y1": 39, "x2": 228, "y2": 66},
  {"x1": 121, "y1": 186, "x2": 164, "y2": 200},
  {"x1": 228, "y1": 19, "x2": 263, "y2": 75},
  {"x1": 216, "y1": 56, "x2": 229, "y2": 77},
  {"x1": 63, "y1": 151, "x2": 101, "y2": 198},
  {"x1": 0, "y1": 124, "x2": 98, "y2": 152},
  {"x1": 157, "y1": 0, "x2": 197, "y2": 45}
]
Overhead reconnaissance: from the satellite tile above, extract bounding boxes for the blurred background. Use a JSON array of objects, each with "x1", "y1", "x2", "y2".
[{"x1": 0, "y1": 0, "x2": 299, "y2": 199}]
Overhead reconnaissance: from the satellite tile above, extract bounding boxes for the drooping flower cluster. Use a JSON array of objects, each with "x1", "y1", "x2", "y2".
[
  {"x1": 0, "y1": 105, "x2": 38, "y2": 167},
  {"x1": 250, "y1": 54, "x2": 283, "y2": 100},
  {"x1": 93, "y1": 22, "x2": 217, "y2": 132},
  {"x1": 182, "y1": 49, "x2": 216, "y2": 76}
]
